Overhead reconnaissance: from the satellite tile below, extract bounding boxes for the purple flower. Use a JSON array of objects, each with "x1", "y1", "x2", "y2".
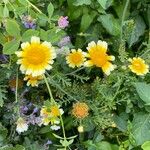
[
  {"x1": 20, "y1": 106, "x2": 28, "y2": 114},
  {"x1": 23, "y1": 22, "x2": 36, "y2": 29},
  {"x1": 58, "y1": 16, "x2": 69, "y2": 29},
  {"x1": 46, "y1": 140, "x2": 52, "y2": 145},
  {"x1": 58, "y1": 36, "x2": 70, "y2": 47},
  {"x1": 21, "y1": 15, "x2": 36, "y2": 29},
  {"x1": 0, "y1": 54, "x2": 8, "y2": 63},
  {"x1": 33, "y1": 107, "x2": 39, "y2": 114}
]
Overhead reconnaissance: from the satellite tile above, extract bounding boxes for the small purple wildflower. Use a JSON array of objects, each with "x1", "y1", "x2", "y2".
[
  {"x1": 21, "y1": 15, "x2": 36, "y2": 29},
  {"x1": 58, "y1": 36, "x2": 70, "y2": 47},
  {"x1": 46, "y1": 140, "x2": 52, "y2": 145},
  {"x1": 20, "y1": 106, "x2": 28, "y2": 114},
  {"x1": 58, "y1": 16, "x2": 69, "y2": 29},
  {"x1": 0, "y1": 54, "x2": 8, "y2": 63},
  {"x1": 33, "y1": 107, "x2": 39, "y2": 114}
]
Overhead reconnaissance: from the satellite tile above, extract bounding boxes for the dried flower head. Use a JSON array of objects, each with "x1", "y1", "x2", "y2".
[{"x1": 72, "y1": 102, "x2": 89, "y2": 119}]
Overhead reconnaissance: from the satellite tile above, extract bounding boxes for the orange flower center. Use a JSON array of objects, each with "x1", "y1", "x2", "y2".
[
  {"x1": 51, "y1": 106, "x2": 60, "y2": 117},
  {"x1": 69, "y1": 52, "x2": 83, "y2": 64},
  {"x1": 25, "y1": 44, "x2": 50, "y2": 65},
  {"x1": 89, "y1": 48, "x2": 108, "y2": 67}
]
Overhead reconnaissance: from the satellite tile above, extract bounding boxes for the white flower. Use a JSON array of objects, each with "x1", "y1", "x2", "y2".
[
  {"x1": 16, "y1": 117, "x2": 28, "y2": 134},
  {"x1": 50, "y1": 125, "x2": 60, "y2": 131}
]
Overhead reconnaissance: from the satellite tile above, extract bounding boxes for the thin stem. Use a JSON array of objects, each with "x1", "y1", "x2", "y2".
[
  {"x1": 120, "y1": 0, "x2": 130, "y2": 41},
  {"x1": 25, "y1": 0, "x2": 42, "y2": 14},
  {"x1": 65, "y1": 67, "x2": 85, "y2": 76},
  {"x1": 60, "y1": 115, "x2": 67, "y2": 150},
  {"x1": 15, "y1": 70, "x2": 18, "y2": 103},
  {"x1": 43, "y1": 74, "x2": 54, "y2": 102}
]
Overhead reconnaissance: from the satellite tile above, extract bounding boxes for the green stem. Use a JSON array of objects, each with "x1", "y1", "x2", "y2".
[
  {"x1": 43, "y1": 74, "x2": 55, "y2": 102},
  {"x1": 25, "y1": 0, "x2": 42, "y2": 14},
  {"x1": 65, "y1": 67, "x2": 85, "y2": 76},
  {"x1": 120, "y1": 0, "x2": 130, "y2": 41},
  {"x1": 43, "y1": 74, "x2": 67, "y2": 149},
  {"x1": 60, "y1": 115, "x2": 67, "y2": 150},
  {"x1": 15, "y1": 70, "x2": 18, "y2": 103}
]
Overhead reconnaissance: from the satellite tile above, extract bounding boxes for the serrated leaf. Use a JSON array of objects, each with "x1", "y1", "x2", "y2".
[
  {"x1": 6, "y1": 19, "x2": 20, "y2": 37},
  {"x1": 132, "y1": 112, "x2": 150, "y2": 146},
  {"x1": 73, "y1": 0, "x2": 91, "y2": 6},
  {"x1": 47, "y1": 3, "x2": 54, "y2": 18},
  {"x1": 135, "y1": 82, "x2": 150, "y2": 105},
  {"x1": 3, "y1": 40, "x2": 20, "y2": 55}
]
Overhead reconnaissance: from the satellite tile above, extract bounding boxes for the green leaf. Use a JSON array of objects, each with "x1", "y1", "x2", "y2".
[
  {"x1": 135, "y1": 82, "x2": 150, "y2": 105},
  {"x1": 141, "y1": 141, "x2": 150, "y2": 150},
  {"x1": 128, "y1": 16, "x2": 146, "y2": 47},
  {"x1": 22, "y1": 29, "x2": 39, "y2": 42},
  {"x1": 73, "y1": 0, "x2": 91, "y2": 6},
  {"x1": 3, "y1": 40, "x2": 20, "y2": 55},
  {"x1": 132, "y1": 112, "x2": 150, "y2": 146},
  {"x1": 6, "y1": 19, "x2": 20, "y2": 37},
  {"x1": 47, "y1": 3, "x2": 54, "y2": 18},
  {"x1": 80, "y1": 13, "x2": 95, "y2": 31},
  {"x1": 97, "y1": 0, "x2": 113, "y2": 9},
  {"x1": 3, "y1": 5, "x2": 9, "y2": 18},
  {"x1": 98, "y1": 14, "x2": 120, "y2": 36}
]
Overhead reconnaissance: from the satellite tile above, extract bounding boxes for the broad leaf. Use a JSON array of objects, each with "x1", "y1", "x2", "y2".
[
  {"x1": 141, "y1": 141, "x2": 150, "y2": 150},
  {"x1": 22, "y1": 29, "x2": 39, "y2": 42},
  {"x1": 73, "y1": 0, "x2": 91, "y2": 6},
  {"x1": 47, "y1": 3, "x2": 54, "y2": 18},
  {"x1": 3, "y1": 40, "x2": 20, "y2": 55},
  {"x1": 6, "y1": 19, "x2": 20, "y2": 37},
  {"x1": 132, "y1": 112, "x2": 150, "y2": 146},
  {"x1": 135, "y1": 82, "x2": 150, "y2": 105},
  {"x1": 97, "y1": 0, "x2": 113, "y2": 10},
  {"x1": 98, "y1": 14, "x2": 120, "y2": 36},
  {"x1": 128, "y1": 16, "x2": 146, "y2": 47}
]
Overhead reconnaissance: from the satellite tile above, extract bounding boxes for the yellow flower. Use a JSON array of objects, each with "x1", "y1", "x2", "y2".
[
  {"x1": 66, "y1": 49, "x2": 86, "y2": 68},
  {"x1": 128, "y1": 57, "x2": 149, "y2": 75},
  {"x1": 72, "y1": 102, "x2": 89, "y2": 119},
  {"x1": 84, "y1": 41, "x2": 116, "y2": 75},
  {"x1": 16, "y1": 36, "x2": 56, "y2": 77},
  {"x1": 40, "y1": 105, "x2": 64, "y2": 126},
  {"x1": 24, "y1": 74, "x2": 43, "y2": 87}
]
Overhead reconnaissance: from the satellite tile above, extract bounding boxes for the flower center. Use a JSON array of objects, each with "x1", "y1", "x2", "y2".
[
  {"x1": 25, "y1": 44, "x2": 49, "y2": 65},
  {"x1": 89, "y1": 48, "x2": 108, "y2": 67},
  {"x1": 70, "y1": 53, "x2": 83, "y2": 64},
  {"x1": 51, "y1": 106, "x2": 60, "y2": 117}
]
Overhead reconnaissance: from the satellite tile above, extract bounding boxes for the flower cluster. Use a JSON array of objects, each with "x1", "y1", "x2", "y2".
[
  {"x1": 58, "y1": 16, "x2": 69, "y2": 29},
  {"x1": 40, "y1": 103, "x2": 64, "y2": 130}
]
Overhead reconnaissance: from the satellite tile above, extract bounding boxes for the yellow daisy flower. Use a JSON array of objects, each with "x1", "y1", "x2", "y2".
[
  {"x1": 40, "y1": 105, "x2": 64, "y2": 126},
  {"x1": 84, "y1": 41, "x2": 116, "y2": 75},
  {"x1": 24, "y1": 74, "x2": 43, "y2": 87},
  {"x1": 16, "y1": 36, "x2": 56, "y2": 77},
  {"x1": 66, "y1": 49, "x2": 86, "y2": 68},
  {"x1": 128, "y1": 57, "x2": 149, "y2": 75},
  {"x1": 72, "y1": 102, "x2": 89, "y2": 119}
]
